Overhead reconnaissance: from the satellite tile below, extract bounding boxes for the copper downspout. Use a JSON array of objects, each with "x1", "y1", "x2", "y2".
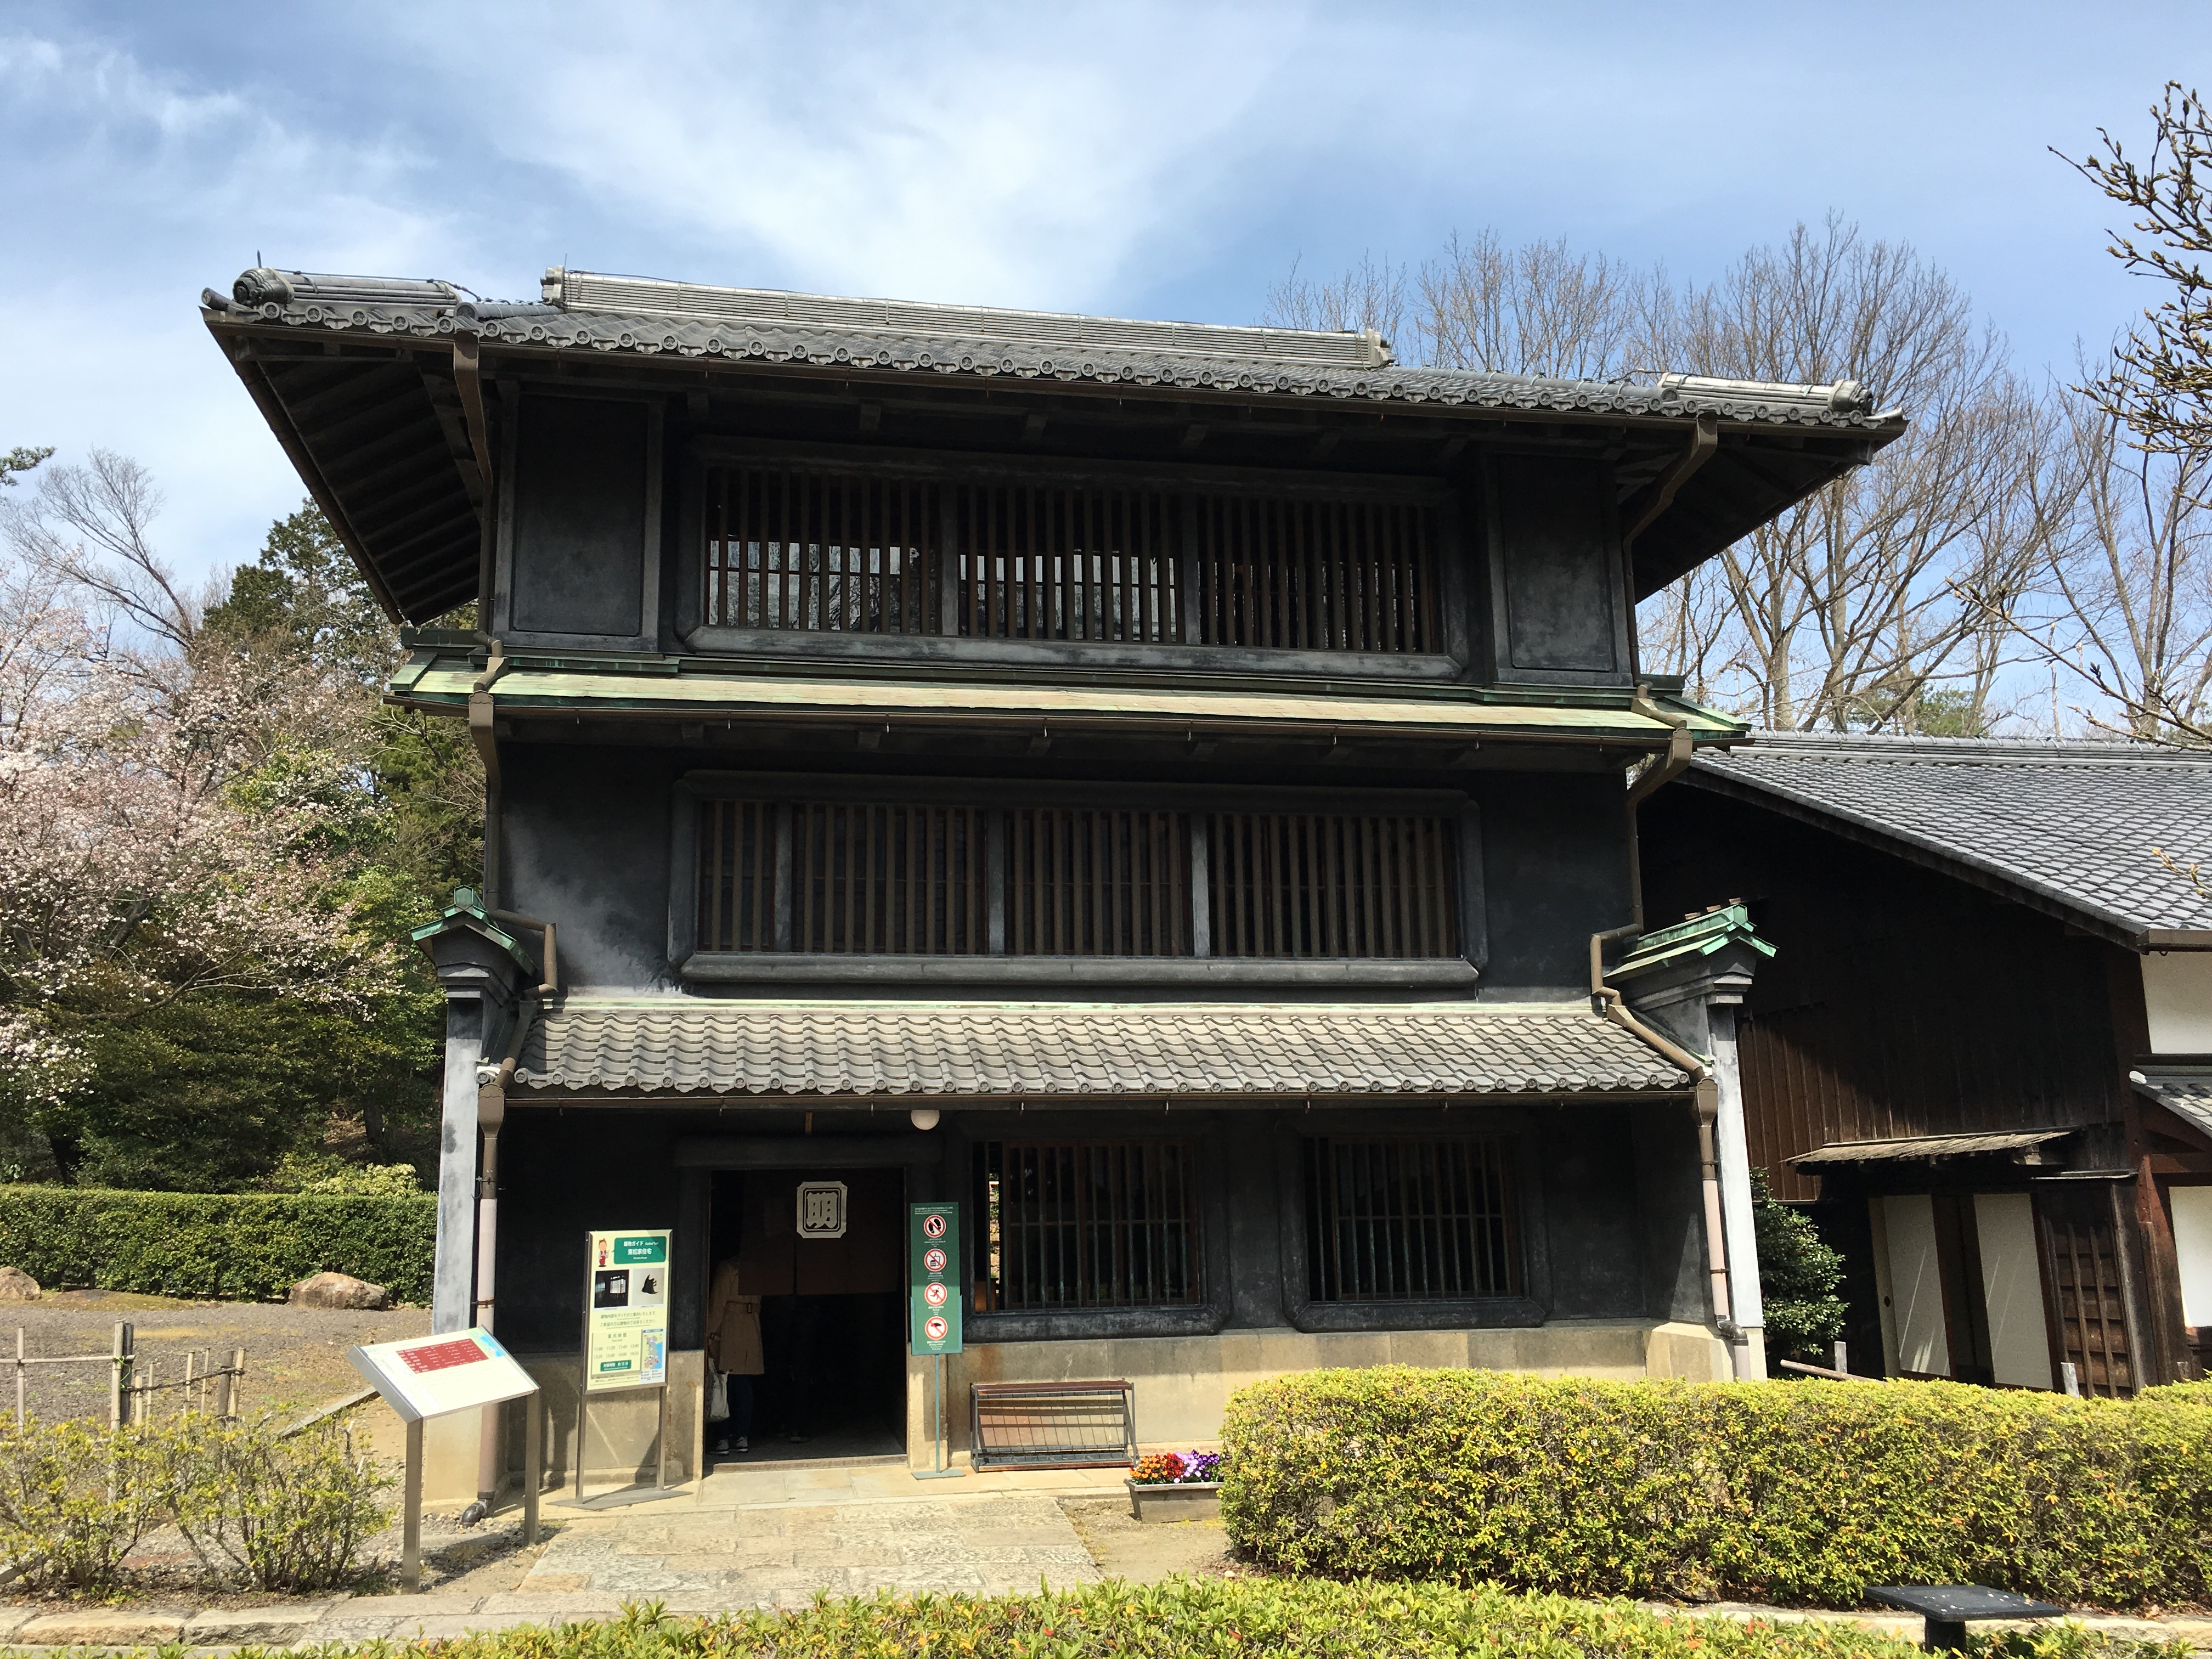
[{"x1": 1591, "y1": 682, "x2": 1737, "y2": 1348}]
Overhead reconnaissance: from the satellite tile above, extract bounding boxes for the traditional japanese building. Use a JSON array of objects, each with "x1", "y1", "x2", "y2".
[
  {"x1": 1641, "y1": 733, "x2": 2212, "y2": 1395},
  {"x1": 203, "y1": 264, "x2": 1901, "y2": 1497}
]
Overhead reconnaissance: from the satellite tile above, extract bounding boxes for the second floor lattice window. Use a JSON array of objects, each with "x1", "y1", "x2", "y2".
[
  {"x1": 1006, "y1": 808, "x2": 1192, "y2": 956},
  {"x1": 692, "y1": 793, "x2": 1464, "y2": 961},
  {"x1": 698, "y1": 799, "x2": 986, "y2": 954},
  {"x1": 704, "y1": 465, "x2": 941, "y2": 634},
  {"x1": 1206, "y1": 812, "x2": 1460, "y2": 958}
]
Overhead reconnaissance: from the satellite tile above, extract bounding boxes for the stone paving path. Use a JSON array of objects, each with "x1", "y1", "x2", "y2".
[{"x1": 515, "y1": 1492, "x2": 1097, "y2": 1606}]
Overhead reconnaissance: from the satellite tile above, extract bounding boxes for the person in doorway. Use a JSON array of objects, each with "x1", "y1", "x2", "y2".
[{"x1": 704, "y1": 1255, "x2": 763, "y2": 1457}]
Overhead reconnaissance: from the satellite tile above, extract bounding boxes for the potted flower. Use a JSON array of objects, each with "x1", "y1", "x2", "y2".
[{"x1": 1125, "y1": 1449, "x2": 1223, "y2": 1521}]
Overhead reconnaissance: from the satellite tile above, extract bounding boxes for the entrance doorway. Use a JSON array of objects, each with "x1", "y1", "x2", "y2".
[{"x1": 707, "y1": 1166, "x2": 906, "y2": 1463}]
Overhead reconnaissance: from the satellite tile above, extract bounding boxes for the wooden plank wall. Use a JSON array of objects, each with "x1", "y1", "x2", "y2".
[{"x1": 1641, "y1": 787, "x2": 2128, "y2": 1203}]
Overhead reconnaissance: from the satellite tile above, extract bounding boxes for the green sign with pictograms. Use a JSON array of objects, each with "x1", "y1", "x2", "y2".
[{"x1": 908, "y1": 1202, "x2": 962, "y2": 1356}]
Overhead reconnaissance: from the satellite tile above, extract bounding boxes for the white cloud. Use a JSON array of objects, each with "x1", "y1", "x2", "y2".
[{"x1": 408, "y1": 0, "x2": 1316, "y2": 309}]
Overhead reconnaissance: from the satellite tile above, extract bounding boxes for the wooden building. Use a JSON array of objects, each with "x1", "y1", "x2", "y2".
[
  {"x1": 204, "y1": 264, "x2": 1900, "y2": 1497},
  {"x1": 1641, "y1": 733, "x2": 2212, "y2": 1395}
]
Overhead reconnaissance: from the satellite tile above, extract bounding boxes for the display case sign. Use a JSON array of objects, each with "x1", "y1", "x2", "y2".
[
  {"x1": 584, "y1": 1229, "x2": 670, "y2": 1393},
  {"x1": 908, "y1": 1201, "x2": 962, "y2": 1356},
  {"x1": 347, "y1": 1327, "x2": 538, "y2": 1423}
]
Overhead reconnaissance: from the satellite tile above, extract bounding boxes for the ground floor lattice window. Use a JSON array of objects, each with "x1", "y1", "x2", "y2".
[
  {"x1": 973, "y1": 1139, "x2": 1203, "y2": 1311},
  {"x1": 1303, "y1": 1136, "x2": 1521, "y2": 1301}
]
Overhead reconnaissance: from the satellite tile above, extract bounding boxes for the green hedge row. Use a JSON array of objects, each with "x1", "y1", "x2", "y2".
[
  {"x1": 342, "y1": 1580, "x2": 1950, "y2": 1659},
  {"x1": 0, "y1": 1186, "x2": 435, "y2": 1304},
  {"x1": 1219, "y1": 1367, "x2": 2212, "y2": 1610}
]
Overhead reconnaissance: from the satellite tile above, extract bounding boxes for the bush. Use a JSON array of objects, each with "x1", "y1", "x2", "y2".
[
  {"x1": 0, "y1": 1415, "x2": 389, "y2": 1593},
  {"x1": 1218, "y1": 1368, "x2": 2212, "y2": 1609},
  {"x1": 359, "y1": 1581, "x2": 1946, "y2": 1659},
  {"x1": 171, "y1": 1419, "x2": 390, "y2": 1590},
  {"x1": 0, "y1": 1419, "x2": 173, "y2": 1590},
  {"x1": 0, "y1": 1184, "x2": 433, "y2": 1302}
]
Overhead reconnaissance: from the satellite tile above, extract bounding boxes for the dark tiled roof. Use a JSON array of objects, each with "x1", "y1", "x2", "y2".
[
  {"x1": 1692, "y1": 733, "x2": 2212, "y2": 944},
  {"x1": 513, "y1": 1000, "x2": 1691, "y2": 1099},
  {"x1": 2132, "y1": 1067, "x2": 2212, "y2": 1142},
  {"x1": 206, "y1": 267, "x2": 1896, "y2": 432}
]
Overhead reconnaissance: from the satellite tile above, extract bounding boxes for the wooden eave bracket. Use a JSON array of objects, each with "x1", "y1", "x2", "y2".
[{"x1": 453, "y1": 331, "x2": 496, "y2": 504}]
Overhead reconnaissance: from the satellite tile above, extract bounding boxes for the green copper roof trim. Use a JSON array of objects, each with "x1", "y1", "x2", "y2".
[
  {"x1": 1609, "y1": 904, "x2": 1777, "y2": 984},
  {"x1": 410, "y1": 886, "x2": 539, "y2": 973},
  {"x1": 383, "y1": 652, "x2": 1745, "y2": 742}
]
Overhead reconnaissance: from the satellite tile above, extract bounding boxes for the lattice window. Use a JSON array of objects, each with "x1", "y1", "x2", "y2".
[
  {"x1": 1207, "y1": 812, "x2": 1458, "y2": 958},
  {"x1": 1007, "y1": 809, "x2": 1192, "y2": 956},
  {"x1": 2040, "y1": 1195, "x2": 2135, "y2": 1397},
  {"x1": 698, "y1": 799, "x2": 777, "y2": 952},
  {"x1": 1190, "y1": 495, "x2": 1438, "y2": 653},
  {"x1": 790, "y1": 803, "x2": 985, "y2": 955},
  {"x1": 973, "y1": 1139, "x2": 1203, "y2": 1311},
  {"x1": 704, "y1": 464, "x2": 941, "y2": 633},
  {"x1": 1304, "y1": 1137, "x2": 1520, "y2": 1302},
  {"x1": 953, "y1": 482, "x2": 1178, "y2": 643}
]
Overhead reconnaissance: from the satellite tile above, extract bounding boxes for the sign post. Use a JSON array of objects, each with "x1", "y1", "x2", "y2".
[
  {"x1": 907, "y1": 1201, "x2": 963, "y2": 1480},
  {"x1": 573, "y1": 1228, "x2": 675, "y2": 1508},
  {"x1": 347, "y1": 1328, "x2": 541, "y2": 1590}
]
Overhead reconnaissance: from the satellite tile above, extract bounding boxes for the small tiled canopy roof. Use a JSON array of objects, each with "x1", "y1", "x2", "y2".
[
  {"x1": 2132, "y1": 1068, "x2": 2212, "y2": 1143},
  {"x1": 1790, "y1": 1130, "x2": 2075, "y2": 1165},
  {"x1": 1692, "y1": 733, "x2": 2212, "y2": 947},
  {"x1": 512, "y1": 1000, "x2": 1692, "y2": 1101}
]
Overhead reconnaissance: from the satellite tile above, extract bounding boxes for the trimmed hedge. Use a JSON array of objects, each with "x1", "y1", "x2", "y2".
[
  {"x1": 0, "y1": 1186, "x2": 434, "y2": 1304},
  {"x1": 320, "y1": 1581, "x2": 1952, "y2": 1659},
  {"x1": 1220, "y1": 1367, "x2": 2212, "y2": 1610}
]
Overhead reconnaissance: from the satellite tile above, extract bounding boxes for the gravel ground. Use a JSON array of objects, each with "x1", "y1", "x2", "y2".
[{"x1": 0, "y1": 1291, "x2": 429, "y2": 1425}]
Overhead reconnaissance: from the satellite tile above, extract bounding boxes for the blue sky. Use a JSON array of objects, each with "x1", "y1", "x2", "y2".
[{"x1": 3, "y1": 2, "x2": 2207, "y2": 588}]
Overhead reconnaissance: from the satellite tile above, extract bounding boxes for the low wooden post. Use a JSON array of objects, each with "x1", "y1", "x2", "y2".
[
  {"x1": 522, "y1": 1393, "x2": 543, "y2": 1545},
  {"x1": 402, "y1": 1417, "x2": 425, "y2": 1591},
  {"x1": 223, "y1": 1348, "x2": 244, "y2": 1420},
  {"x1": 109, "y1": 1323, "x2": 132, "y2": 1429}
]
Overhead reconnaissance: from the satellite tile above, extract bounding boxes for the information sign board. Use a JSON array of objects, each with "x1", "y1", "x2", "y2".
[
  {"x1": 908, "y1": 1202, "x2": 962, "y2": 1356},
  {"x1": 584, "y1": 1228, "x2": 670, "y2": 1393},
  {"x1": 347, "y1": 1327, "x2": 538, "y2": 1424}
]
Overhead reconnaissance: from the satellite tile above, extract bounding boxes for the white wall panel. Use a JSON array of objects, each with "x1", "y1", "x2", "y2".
[
  {"x1": 2172, "y1": 1186, "x2": 2212, "y2": 1328},
  {"x1": 1883, "y1": 1194, "x2": 1951, "y2": 1378},
  {"x1": 1974, "y1": 1192, "x2": 2055, "y2": 1390},
  {"x1": 2142, "y1": 953, "x2": 2212, "y2": 1053}
]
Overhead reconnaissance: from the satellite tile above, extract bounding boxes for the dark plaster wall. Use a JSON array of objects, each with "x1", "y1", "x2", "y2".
[
  {"x1": 496, "y1": 740, "x2": 1629, "y2": 998},
  {"x1": 492, "y1": 1100, "x2": 1688, "y2": 1355},
  {"x1": 1494, "y1": 456, "x2": 1620, "y2": 676},
  {"x1": 1474, "y1": 769, "x2": 1632, "y2": 992},
  {"x1": 510, "y1": 397, "x2": 649, "y2": 639}
]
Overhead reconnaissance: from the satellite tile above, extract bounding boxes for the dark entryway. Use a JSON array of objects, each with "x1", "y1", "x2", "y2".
[{"x1": 707, "y1": 1165, "x2": 906, "y2": 1463}]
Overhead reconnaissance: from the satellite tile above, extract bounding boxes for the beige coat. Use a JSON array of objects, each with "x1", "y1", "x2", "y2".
[{"x1": 704, "y1": 1261, "x2": 764, "y2": 1375}]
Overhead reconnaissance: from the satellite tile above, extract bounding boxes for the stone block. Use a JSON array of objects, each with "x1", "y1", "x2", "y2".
[
  {"x1": 19, "y1": 1611, "x2": 186, "y2": 1646},
  {"x1": 289, "y1": 1271, "x2": 391, "y2": 1310},
  {"x1": 0, "y1": 1267, "x2": 40, "y2": 1303},
  {"x1": 183, "y1": 1606, "x2": 328, "y2": 1645}
]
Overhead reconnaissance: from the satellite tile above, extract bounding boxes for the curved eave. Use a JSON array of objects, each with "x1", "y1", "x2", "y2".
[{"x1": 206, "y1": 298, "x2": 1904, "y2": 625}]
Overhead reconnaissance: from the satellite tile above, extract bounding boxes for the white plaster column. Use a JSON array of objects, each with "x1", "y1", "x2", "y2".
[
  {"x1": 1705, "y1": 1001, "x2": 1767, "y2": 1379},
  {"x1": 431, "y1": 997, "x2": 485, "y2": 1334}
]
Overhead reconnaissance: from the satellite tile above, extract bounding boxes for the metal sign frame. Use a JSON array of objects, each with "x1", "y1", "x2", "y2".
[
  {"x1": 572, "y1": 1228, "x2": 676, "y2": 1508},
  {"x1": 909, "y1": 1201, "x2": 963, "y2": 1479}
]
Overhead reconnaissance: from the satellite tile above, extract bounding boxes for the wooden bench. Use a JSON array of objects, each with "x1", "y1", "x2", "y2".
[{"x1": 970, "y1": 1380, "x2": 1136, "y2": 1471}]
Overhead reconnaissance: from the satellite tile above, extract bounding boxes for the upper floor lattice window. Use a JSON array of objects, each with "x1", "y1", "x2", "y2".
[{"x1": 699, "y1": 459, "x2": 1441, "y2": 655}]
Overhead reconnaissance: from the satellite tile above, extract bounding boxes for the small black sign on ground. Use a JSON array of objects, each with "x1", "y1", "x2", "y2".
[{"x1": 1867, "y1": 1585, "x2": 2064, "y2": 1650}]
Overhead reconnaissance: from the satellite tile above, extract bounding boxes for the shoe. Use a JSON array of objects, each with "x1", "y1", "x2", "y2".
[
  {"x1": 712, "y1": 1438, "x2": 730, "y2": 1457},
  {"x1": 735, "y1": 1437, "x2": 749, "y2": 1454}
]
